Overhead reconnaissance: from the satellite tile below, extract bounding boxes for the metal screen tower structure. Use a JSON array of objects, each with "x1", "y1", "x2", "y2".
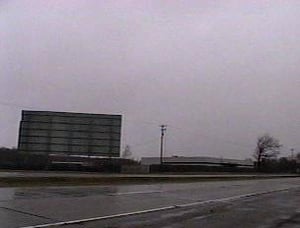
[{"x1": 18, "y1": 110, "x2": 122, "y2": 157}]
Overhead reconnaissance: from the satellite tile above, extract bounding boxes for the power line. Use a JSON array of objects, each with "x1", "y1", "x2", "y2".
[
  {"x1": 168, "y1": 124, "x2": 255, "y2": 150},
  {"x1": 127, "y1": 138, "x2": 158, "y2": 149},
  {"x1": 0, "y1": 101, "x2": 295, "y2": 153}
]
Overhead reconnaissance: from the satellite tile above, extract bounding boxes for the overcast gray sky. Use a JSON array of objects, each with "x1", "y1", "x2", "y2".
[{"x1": 1, "y1": 0, "x2": 299, "y2": 159}]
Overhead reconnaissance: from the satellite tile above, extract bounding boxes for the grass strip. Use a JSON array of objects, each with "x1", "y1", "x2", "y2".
[{"x1": 0, "y1": 175, "x2": 299, "y2": 187}]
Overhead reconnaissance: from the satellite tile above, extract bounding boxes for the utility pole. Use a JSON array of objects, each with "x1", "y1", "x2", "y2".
[{"x1": 160, "y1": 125, "x2": 167, "y2": 165}]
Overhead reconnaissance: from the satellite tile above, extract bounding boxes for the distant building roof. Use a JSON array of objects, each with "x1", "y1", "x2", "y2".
[{"x1": 141, "y1": 156, "x2": 254, "y2": 167}]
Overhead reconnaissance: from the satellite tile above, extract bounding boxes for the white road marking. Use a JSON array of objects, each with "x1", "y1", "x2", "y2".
[
  {"x1": 21, "y1": 206, "x2": 175, "y2": 228},
  {"x1": 175, "y1": 186, "x2": 298, "y2": 208},
  {"x1": 21, "y1": 186, "x2": 299, "y2": 228},
  {"x1": 107, "y1": 190, "x2": 163, "y2": 196}
]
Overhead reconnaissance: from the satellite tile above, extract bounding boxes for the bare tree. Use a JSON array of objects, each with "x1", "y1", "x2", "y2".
[
  {"x1": 122, "y1": 145, "x2": 132, "y2": 159},
  {"x1": 296, "y1": 152, "x2": 300, "y2": 160},
  {"x1": 254, "y1": 134, "x2": 281, "y2": 170}
]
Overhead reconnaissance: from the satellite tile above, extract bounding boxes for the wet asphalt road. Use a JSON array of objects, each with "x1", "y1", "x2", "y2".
[
  {"x1": 72, "y1": 187, "x2": 300, "y2": 228},
  {"x1": 0, "y1": 177, "x2": 299, "y2": 228}
]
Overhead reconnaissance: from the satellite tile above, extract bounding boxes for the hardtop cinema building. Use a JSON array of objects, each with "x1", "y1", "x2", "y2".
[{"x1": 18, "y1": 110, "x2": 122, "y2": 158}]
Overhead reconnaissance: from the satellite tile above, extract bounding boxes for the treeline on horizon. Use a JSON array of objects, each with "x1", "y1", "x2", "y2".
[
  {"x1": 0, "y1": 147, "x2": 137, "y2": 172},
  {"x1": 0, "y1": 147, "x2": 48, "y2": 170},
  {"x1": 0, "y1": 147, "x2": 299, "y2": 173}
]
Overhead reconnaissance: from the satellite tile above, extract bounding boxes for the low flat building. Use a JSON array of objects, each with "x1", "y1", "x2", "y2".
[{"x1": 141, "y1": 156, "x2": 254, "y2": 168}]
